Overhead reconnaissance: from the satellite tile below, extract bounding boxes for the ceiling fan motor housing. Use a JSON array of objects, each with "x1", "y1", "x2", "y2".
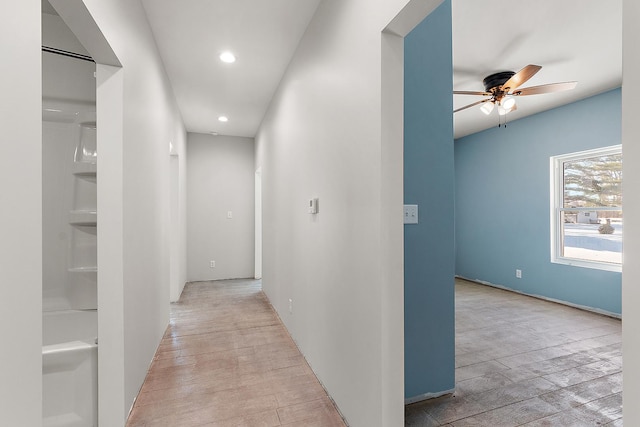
[{"x1": 483, "y1": 71, "x2": 515, "y2": 92}]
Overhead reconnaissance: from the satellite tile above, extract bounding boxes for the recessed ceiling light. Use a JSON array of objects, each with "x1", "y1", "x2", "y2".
[
  {"x1": 218, "y1": 116, "x2": 228, "y2": 122},
  {"x1": 219, "y1": 52, "x2": 236, "y2": 63}
]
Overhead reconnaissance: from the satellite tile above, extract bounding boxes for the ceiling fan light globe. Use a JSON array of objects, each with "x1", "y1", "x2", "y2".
[
  {"x1": 480, "y1": 102, "x2": 495, "y2": 115},
  {"x1": 498, "y1": 106, "x2": 508, "y2": 116},
  {"x1": 501, "y1": 96, "x2": 516, "y2": 110}
]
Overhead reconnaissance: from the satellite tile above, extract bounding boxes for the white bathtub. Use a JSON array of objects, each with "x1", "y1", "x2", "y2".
[{"x1": 43, "y1": 310, "x2": 98, "y2": 427}]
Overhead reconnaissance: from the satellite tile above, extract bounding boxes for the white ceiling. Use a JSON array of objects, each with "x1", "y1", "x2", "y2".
[
  {"x1": 452, "y1": 0, "x2": 622, "y2": 138},
  {"x1": 46, "y1": 0, "x2": 622, "y2": 139},
  {"x1": 140, "y1": 0, "x2": 321, "y2": 138}
]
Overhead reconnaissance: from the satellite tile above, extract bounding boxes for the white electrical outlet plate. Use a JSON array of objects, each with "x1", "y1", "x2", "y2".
[
  {"x1": 516, "y1": 269, "x2": 522, "y2": 278},
  {"x1": 210, "y1": 260, "x2": 216, "y2": 268},
  {"x1": 403, "y1": 205, "x2": 418, "y2": 224},
  {"x1": 288, "y1": 298, "x2": 293, "y2": 314},
  {"x1": 227, "y1": 211, "x2": 233, "y2": 219}
]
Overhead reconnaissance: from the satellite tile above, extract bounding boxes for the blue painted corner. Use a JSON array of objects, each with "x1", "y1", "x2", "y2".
[
  {"x1": 404, "y1": 0, "x2": 456, "y2": 400},
  {"x1": 455, "y1": 88, "x2": 622, "y2": 315}
]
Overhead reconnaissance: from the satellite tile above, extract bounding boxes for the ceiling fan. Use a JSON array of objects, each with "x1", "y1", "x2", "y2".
[{"x1": 453, "y1": 64, "x2": 577, "y2": 116}]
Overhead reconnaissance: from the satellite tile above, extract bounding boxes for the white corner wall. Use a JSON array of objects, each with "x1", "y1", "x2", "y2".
[
  {"x1": 0, "y1": 0, "x2": 42, "y2": 425},
  {"x1": 187, "y1": 133, "x2": 255, "y2": 281},
  {"x1": 170, "y1": 132, "x2": 188, "y2": 302},
  {"x1": 622, "y1": 0, "x2": 640, "y2": 424},
  {"x1": 254, "y1": 0, "x2": 438, "y2": 425},
  {"x1": 56, "y1": 0, "x2": 188, "y2": 423}
]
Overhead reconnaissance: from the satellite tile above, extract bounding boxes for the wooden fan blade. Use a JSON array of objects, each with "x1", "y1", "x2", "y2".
[
  {"x1": 454, "y1": 99, "x2": 489, "y2": 113},
  {"x1": 501, "y1": 64, "x2": 542, "y2": 92},
  {"x1": 511, "y1": 81, "x2": 577, "y2": 96},
  {"x1": 454, "y1": 90, "x2": 492, "y2": 96}
]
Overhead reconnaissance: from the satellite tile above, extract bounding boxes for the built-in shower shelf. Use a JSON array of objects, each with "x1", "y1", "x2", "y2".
[
  {"x1": 72, "y1": 162, "x2": 97, "y2": 176},
  {"x1": 68, "y1": 267, "x2": 97, "y2": 273},
  {"x1": 68, "y1": 210, "x2": 97, "y2": 226}
]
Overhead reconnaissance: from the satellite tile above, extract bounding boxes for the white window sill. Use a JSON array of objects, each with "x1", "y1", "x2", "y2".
[{"x1": 552, "y1": 257, "x2": 622, "y2": 273}]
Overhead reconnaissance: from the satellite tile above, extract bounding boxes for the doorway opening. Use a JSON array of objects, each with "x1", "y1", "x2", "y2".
[{"x1": 255, "y1": 167, "x2": 262, "y2": 279}]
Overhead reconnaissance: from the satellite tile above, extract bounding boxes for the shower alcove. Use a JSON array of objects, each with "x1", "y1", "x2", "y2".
[{"x1": 42, "y1": 8, "x2": 98, "y2": 427}]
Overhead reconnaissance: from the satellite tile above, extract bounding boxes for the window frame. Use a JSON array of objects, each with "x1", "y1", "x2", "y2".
[{"x1": 550, "y1": 145, "x2": 622, "y2": 272}]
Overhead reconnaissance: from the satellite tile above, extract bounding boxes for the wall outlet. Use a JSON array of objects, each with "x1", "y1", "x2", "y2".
[
  {"x1": 516, "y1": 269, "x2": 522, "y2": 279},
  {"x1": 403, "y1": 204, "x2": 418, "y2": 224},
  {"x1": 210, "y1": 260, "x2": 216, "y2": 268},
  {"x1": 289, "y1": 298, "x2": 293, "y2": 314}
]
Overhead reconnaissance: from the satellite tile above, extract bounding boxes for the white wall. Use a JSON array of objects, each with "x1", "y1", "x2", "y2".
[
  {"x1": 187, "y1": 133, "x2": 255, "y2": 281},
  {"x1": 53, "y1": 0, "x2": 188, "y2": 423},
  {"x1": 170, "y1": 111, "x2": 188, "y2": 302},
  {"x1": 85, "y1": 0, "x2": 187, "y2": 420},
  {"x1": 41, "y1": 13, "x2": 95, "y2": 104},
  {"x1": 42, "y1": 12, "x2": 90, "y2": 57},
  {"x1": 622, "y1": 0, "x2": 640, "y2": 423},
  {"x1": 0, "y1": 1, "x2": 42, "y2": 424},
  {"x1": 254, "y1": 1, "x2": 440, "y2": 425}
]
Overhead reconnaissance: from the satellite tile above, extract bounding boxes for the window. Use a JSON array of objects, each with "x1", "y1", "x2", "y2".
[{"x1": 550, "y1": 145, "x2": 622, "y2": 271}]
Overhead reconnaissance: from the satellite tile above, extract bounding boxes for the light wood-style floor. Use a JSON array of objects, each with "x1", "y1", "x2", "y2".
[
  {"x1": 126, "y1": 279, "x2": 346, "y2": 427},
  {"x1": 405, "y1": 279, "x2": 623, "y2": 426},
  {"x1": 127, "y1": 278, "x2": 622, "y2": 426}
]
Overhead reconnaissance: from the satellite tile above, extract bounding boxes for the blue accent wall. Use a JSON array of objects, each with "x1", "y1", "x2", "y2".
[
  {"x1": 455, "y1": 88, "x2": 622, "y2": 315},
  {"x1": 404, "y1": 0, "x2": 455, "y2": 400}
]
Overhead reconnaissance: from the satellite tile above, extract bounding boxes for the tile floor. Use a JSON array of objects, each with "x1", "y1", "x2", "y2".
[
  {"x1": 405, "y1": 279, "x2": 622, "y2": 426},
  {"x1": 126, "y1": 279, "x2": 346, "y2": 427}
]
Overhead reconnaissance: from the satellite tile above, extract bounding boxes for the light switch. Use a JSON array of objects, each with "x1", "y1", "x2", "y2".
[
  {"x1": 227, "y1": 211, "x2": 233, "y2": 219},
  {"x1": 308, "y1": 198, "x2": 318, "y2": 214},
  {"x1": 403, "y1": 204, "x2": 418, "y2": 224}
]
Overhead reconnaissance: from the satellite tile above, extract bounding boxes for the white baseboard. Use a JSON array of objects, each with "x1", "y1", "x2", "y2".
[
  {"x1": 456, "y1": 275, "x2": 621, "y2": 320},
  {"x1": 405, "y1": 388, "x2": 455, "y2": 405}
]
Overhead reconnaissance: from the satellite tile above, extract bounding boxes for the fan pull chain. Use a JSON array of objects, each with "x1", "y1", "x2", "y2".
[{"x1": 497, "y1": 114, "x2": 508, "y2": 128}]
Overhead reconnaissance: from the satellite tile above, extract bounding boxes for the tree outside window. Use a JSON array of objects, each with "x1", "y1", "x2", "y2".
[{"x1": 551, "y1": 146, "x2": 622, "y2": 271}]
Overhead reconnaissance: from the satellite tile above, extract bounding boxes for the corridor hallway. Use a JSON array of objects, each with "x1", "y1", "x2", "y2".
[{"x1": 126, "y1": 279, "x2": 346, "y2": 426}]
